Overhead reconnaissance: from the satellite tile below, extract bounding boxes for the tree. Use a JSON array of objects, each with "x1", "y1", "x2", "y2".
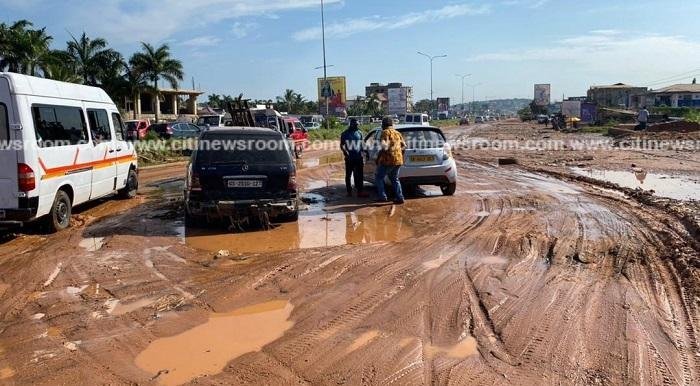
[
  {"x1": 207, "y1": 94, "x2": 222, "y2": 108},
  {"x1": 0, "y1": 20, "x2": 33, "y2": 72},
  {"x1": 66, "y1": 32, "x2": 118, "y2": 85},
  {"x1": 413, "y1": 99, "x2": 435, "y2": 114},
  {"x1": 276, "y1": 89, "x2": 297, "y2": 113},
  {"x1": 121, "y1": 63, "x2": 150, "y2": 119},
  {"x1": 130, "y1": 42, "x2": 184, "y2": 122},
  {"x1": 0, "y1": 21, "x2": 55, "y2": 76}
]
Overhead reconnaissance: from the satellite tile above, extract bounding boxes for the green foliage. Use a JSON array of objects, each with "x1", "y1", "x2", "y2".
[
  {"x1": 684, "y1": 109, "x2": 700, "y2": 124},
  {"x1": 517, "y1": 106, "x2": 533, "y2": 121},
  {"x1": 413, "y1": 99, "x2": 436, "y2": 114}
]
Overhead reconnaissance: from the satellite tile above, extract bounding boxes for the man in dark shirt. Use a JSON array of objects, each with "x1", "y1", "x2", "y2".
[{"x1": 340, "y1": 119, "x2": 368, "y2": 197}]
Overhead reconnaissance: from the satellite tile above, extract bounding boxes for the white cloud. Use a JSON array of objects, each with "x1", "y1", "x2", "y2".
[
  {"x1": 293, "y1": 3, "x2": 490, "y2": 41},
  {"x1": 32, "y1": 0, "x2": 342, "y2": 44},
  {"x1": 501, "y1": 0, "x2": 550, "y2": 8},
  {"x1": 231, "y1": 22, "x2": 258, "y2": 39},
  {"x1": 181, "y1": 36, "x2": 221, "y2": 47},
  {"x1": 466, "y1": 31, "x2": 700, "y2": 87}
]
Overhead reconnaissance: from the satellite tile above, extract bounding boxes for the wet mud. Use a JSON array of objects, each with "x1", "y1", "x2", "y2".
[{"x1": 0, "y1": 131, "x2": 698, "y2": 385}]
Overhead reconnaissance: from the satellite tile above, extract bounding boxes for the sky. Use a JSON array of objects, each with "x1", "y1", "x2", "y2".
[{"x1": 3, "y1": 0, "x2": 700, "y2": 104}]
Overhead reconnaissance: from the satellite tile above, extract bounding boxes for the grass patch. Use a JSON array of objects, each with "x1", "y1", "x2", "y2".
[
  {"x1": 580, "y1": 126, "x2": 612, "y2": 135},
  {"x1": 307, "y1": 127, "x2": 346, "y2": 141}
]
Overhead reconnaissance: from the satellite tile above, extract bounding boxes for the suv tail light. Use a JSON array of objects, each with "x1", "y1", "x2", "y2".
[
  {"x1": 188, "y1": 168, "x2": 201, "y2": 191},
  {"x1": 287, "y1": 170, "x2": 297, "y2": 192},
  {"x1": 18, "y1": 163, "x2": 36, "y2": 192},
  {"x1": 443, "y1": 143, "x2": 453, "y2": 160}
]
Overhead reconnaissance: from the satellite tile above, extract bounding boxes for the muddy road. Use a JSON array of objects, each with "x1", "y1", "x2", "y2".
[{"x1": 0, "y1": 124, "x2": 699, "y2": 385}]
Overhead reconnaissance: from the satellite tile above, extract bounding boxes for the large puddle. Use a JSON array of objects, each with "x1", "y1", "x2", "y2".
[
  {"x1": 571, "y1": 167, "x2": 699, "y2": 201},
  {"x1": 186, "y1": 205, "x2": 412, "y2": 254},
  {"x1": 135, "y1": 300, "x2": 293, "y2": 386}
]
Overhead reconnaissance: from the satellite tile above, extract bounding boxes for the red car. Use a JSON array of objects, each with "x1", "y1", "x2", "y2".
[
  {"x1": 125, "y1": 119, "x2": 150, "y2": 140},
  {"x1": 283, "y1": 117, "x2": 309, "y2": 158}
]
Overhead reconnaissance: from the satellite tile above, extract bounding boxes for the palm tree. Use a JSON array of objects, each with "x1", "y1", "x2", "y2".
[
  {"x1": 207, "y1": 94, "x2": 222, "y2": 108},
  {"x1": 130, "y1": 43, "x2": 184, "y2": 122},
  {"x1": 276, "y1": 89, "x2": 297, "y2": 113},
  {"x1": 18, "y1": 27, "x2": 54, "y2": 76},
  {"x1": 121, "y1": 63, "x2": 149, "y2": 119},
  {"x1": 66, "y1": 32, "x2": 116, "y2": 85},
  {"x1": 45, "y1": 52, "x2": 81, "y2": 83},
  {"x1": 0, "y1": 20, "x2": 32, "y2": 73}
]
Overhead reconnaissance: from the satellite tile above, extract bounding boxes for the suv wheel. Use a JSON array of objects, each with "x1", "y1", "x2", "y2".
[
  {"x1": 46, "y1": 190, "x2": 72, "y2": 232},
  {"x1": 441, "y1": 182, "x2": 456, "y2": 196}
]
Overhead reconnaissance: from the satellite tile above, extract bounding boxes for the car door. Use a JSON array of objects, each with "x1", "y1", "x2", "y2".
[
  {"x1": 86, "y1": 108, "x2": 116, "y2": 198},
  {"x1": 110, "y1": 111, "x2": 134, "y2": 190},
  {"x1": 362, "y1": 129, "x2": 380, "y2": 183}
]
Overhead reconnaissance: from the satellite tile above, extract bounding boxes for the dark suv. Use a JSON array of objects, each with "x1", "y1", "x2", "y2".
[{"x1": 184, "y1": 128, "x2": 299, "y2": 227}]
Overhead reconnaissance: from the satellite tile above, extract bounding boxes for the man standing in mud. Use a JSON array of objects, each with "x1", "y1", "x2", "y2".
[
  {"x1": 340, "y1": 119, "x2": 368, "y2": 197},
  {"x1": 637, "y1": 106, "x2": 649, "y2": 131},
  {"x1": 376, "y1": 117, "x2": 406, "y2": 204}
]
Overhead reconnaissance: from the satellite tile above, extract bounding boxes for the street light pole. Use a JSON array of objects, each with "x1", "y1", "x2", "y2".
[
  {"x1": 466, "y1": 83, "x2": 482, "y2": 115},
  {"x1": 320, "y1": 0, "x2": 329, "y2": 125},
  {"x1": 455, "y1": 74, "x2": 471, "y2": 110},
  {"x1": 417, "y1": 51, "x2": 447, "y2": 112}
]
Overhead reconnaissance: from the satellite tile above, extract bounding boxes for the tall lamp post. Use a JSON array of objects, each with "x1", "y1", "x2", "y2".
[
  {"x1": 455, "y1": 73, "x2": 471, "y2": 111},
  {"x1": 320, "y1": 0, "x2": 330, "y2": 127},
  {"x1": 417, "y1": 51, "x2": 447, "y2": 112},
  {"x1": 466, "y1": 83, "x2": 482, "y2": 115}
]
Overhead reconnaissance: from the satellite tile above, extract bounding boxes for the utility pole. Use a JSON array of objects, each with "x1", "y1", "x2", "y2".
[
  {"x1": 417, "y1": 51, "x2": 447, "y2": 113},
  {"x1": 466, "y1": 83, "x2": 482, "y2": 115},
  {"x1": 320, "y1": 0, "x2": 330, "y2": 127},
  {"x1": 455, "y1": 74, "x2": 471, "y2": 111}
]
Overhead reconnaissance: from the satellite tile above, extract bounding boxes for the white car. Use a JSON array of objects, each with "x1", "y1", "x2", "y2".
[
  {"x1": 363, "y1": 125, "x2": 457, "y2": 195},
  {"x1": 0, "y1": 73, "x2": 138, "y2": 231}
]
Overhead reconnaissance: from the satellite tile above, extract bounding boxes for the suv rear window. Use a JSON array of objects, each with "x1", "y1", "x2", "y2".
[{"x1": 196, "y1": 133, "x2": 292, "y2": 165}]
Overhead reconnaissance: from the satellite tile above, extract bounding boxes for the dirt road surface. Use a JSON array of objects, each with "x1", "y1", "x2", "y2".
[{"x1": 0, "y1": 121, "x2": 698, "y2": 385}]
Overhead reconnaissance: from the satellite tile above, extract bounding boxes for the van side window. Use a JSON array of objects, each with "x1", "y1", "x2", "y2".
[
  {"x1": 87, "y1": 109, "x2": 112, "y2": 143},
  {"x1": 31, "y1": 104, "x2": 88, "y2": 147},
  {"x1": 111, "y1": 112, "x2": 125, "y2": 141},
  {"x1": 0, "y1": 103, "x2": 8, "y2": 142}
]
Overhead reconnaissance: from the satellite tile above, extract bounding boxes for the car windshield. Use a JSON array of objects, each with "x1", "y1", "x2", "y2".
[
  {"x1": 398, "y1": 129, "x2": 445, "y2": 149},
  {"x1": 196, "y1": 133, "x2": 291, "y2": 165},
  {"x1": 197, "y1": 116, "x2": 220, "y2": 126},
  {"x1": 294, "y1": 122, "x2": 304, "y2": 131},
  {"x1": 299, "y1": 116, "x2": 312, "y2": 124},
  {"x1": 125, "y1": 122, "x2": 137, "y2": 130}
]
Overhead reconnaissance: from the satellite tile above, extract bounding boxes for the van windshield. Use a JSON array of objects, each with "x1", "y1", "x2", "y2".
[
  {"x1": 196, "y1": 133, "x2": 291, "y2": 165},
  {"x1": 197, "y1": 116, "x2": 221, "y2": 126}
]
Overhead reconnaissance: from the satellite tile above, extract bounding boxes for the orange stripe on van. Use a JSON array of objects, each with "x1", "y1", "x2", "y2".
[{"x1": 39, "y1": 148, "x2": 136, "y2": 180}]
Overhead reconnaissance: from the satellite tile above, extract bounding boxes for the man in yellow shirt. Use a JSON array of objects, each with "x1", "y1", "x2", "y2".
[{"x1": 376, "y1": 117, "x2": 406, "y2": 204}]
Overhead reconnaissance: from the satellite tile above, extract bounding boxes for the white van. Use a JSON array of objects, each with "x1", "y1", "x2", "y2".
[
  {"x1": 403, "y1": 113, "x2": 430, "y2": 126},
  {"x1": 0, "y1": 73, "x2": 138, "y2": 232}
]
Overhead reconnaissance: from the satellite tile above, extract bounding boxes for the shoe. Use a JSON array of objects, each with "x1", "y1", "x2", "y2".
[
  {"x1": 393, "y1": 199, "x2": 405, "y2": 205},
  {"x1": 378, "y1": 197, "x2": 389, "y2": 203},
  {"x1": 357, "y1": 191, "x2": 370, "y2": 198}
]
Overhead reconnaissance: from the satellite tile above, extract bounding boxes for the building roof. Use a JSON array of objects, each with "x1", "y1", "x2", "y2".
[
  {"x1": 158, "y1": 88, "x2": 204, "y2": 96},
  {"x1": 589, "y1": 83, "x2": 644, "y2": 90},
  {"x1": 651, "y1": 83, "x2": 700, "y2": 94}
]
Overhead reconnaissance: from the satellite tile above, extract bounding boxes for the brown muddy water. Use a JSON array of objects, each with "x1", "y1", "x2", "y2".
[
  {"x1": 135, "y1": 300, "x2": 294, "y2": 385},
  {"x1": 571, "y1": 167, "x2": 699, "y2": 200}
]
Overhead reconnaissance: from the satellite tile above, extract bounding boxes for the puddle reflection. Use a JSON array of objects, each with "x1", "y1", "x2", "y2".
[{"x1": 571, "y1": 167, "x2": 699, "y2": 201}]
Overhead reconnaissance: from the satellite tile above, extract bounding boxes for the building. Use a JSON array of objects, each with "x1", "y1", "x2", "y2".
[
  {"x1": 364, "y1": 82, "x2": 413, "y2": 114},
  {"x1": 587, "y1": 83, "x2": 648, "y2": 109},
  {"x1": 122, "y1": 88, "x2": 204, "y2": 122},
  {"x1": 650, "y1": 83, "x2": 700, "y2": 108}
]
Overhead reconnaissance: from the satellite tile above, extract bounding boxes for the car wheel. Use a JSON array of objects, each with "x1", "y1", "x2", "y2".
[
  {"x1": 118, "y1": 169, "x2": 138, "y2": 199},
  {"x1": 441, "y1": 182, "x2": 456, "y2": 196},
  {"x1": 45, "y1": 190, "x2": 71, "y2": 232}
]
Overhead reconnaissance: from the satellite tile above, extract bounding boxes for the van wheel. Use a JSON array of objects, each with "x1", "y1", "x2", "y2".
[
  {"x1": 441, "y1": 182, "x2": 456, "y2": 196},
  {"x1": 118, "y1": 169, "x2": 138, "y2": 199},
  {"x1": 46, "y1": 191, "x2": 72, "y2": 232}
]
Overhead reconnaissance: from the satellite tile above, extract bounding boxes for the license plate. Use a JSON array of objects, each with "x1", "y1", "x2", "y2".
[
  {"x1": 409, "y1": 155, "x2": 435, "y2": 163},
  {"x1": 227, "y1": 180, "x2": 263, "y2": 188}
]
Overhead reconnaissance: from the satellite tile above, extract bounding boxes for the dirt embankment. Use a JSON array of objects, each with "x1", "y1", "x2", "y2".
[{"x1": 0, "y1": 133, "x2": 698, "y2": 385}]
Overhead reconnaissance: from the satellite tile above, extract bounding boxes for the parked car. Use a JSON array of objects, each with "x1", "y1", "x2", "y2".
[
  {"x1": 299, "y1": 114, "x2": 323, "y2": 130},
  {"x1": 151, "y1": 122, "x2": 202, "y2": 139},
  {"x1": 184, "y1": 128, "x2": 299, "y2": 227},
  {"x1": 0, "y1": 72, "x2": 138, "y2": 232},
  {"x1": 282, "y1": 117, "x2": 309, "y2": 159},
  {"x1": 459, "y1": 116, "x2": 470, "y2": 125},
  {"x1": 475, "y1": 116, "x2": 485, "y2": 124},
  {"x1": 362, "y1": 125, "x2": 457, "y2": 196},
  {"x1": 196, "y1": 114, "x2": 226, "y2": 128},
  {"x1": 125, "y1": 119, "x2": 150, "y2": 140},
  {"x1": 536, "y1": 114, "x2": 549, "y2": 124},
  {"x1": 403, "y1": 113, "x2": 430, "y2": 126}
]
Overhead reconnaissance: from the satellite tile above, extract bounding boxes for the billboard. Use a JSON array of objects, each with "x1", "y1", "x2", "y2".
[
  {"x1": 580, "y1": 102, "x2": 597, "y2": 123},
  {"x1": 534, "y1": 84, "x2": 551, "y2": 106},
  {"x1": 436, "y1": 97, "x2": 450, "y2": 113},
  {"x1": 388, "y1": 88, "x2": 408, "y2": 115},
  {"x1": 317, "y1": 76, "x2": 346, "y2": 115},
  {"x1": 561, "y1": 100, "x2": 581, "y2": 118}
]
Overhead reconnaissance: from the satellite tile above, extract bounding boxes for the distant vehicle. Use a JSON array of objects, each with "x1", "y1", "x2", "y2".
[
  {"x1": 299, "y1": 114, "x2": 323, "y2": 130},
  {"x1": 282, "y1": 117, "x2": 309, "y2": 159},
  {"x1": 184, "y1": 128, "x2": 299, "y2": 227},
  {"x1": 459, "y1": 116, "x2": 470, "y2": 125},
  {"x1": 362, "y1": 124, "x2": 457, "y2": 196},
  {"x1": 125, "y1": 119, "x2": 150, "y2": 140},
  {"x1": 403, "y1": 113, "x2": 430, "y2": 126},
  {"x1": 536, "y1": 114, "x2": 549, "y2": 124},
  {"x1": 475, "y1": 116, "x2": 485, "y2": 124},
  {"x1": 196, "y1": 114, "x2": 226, "y2": 128},
  {"x1": 437, "y1": 111, "x2": 449, "y2": 120},
  {"x1": 0, "y1": 72, "x2": 138, "y2": 232},
  {"x1": 151, "y1": 122, "x2": 202, "y2": 139}
]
